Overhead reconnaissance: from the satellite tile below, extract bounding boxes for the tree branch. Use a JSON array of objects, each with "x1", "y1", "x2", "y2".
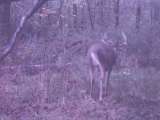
[{"x1": 0, "y1": 0, "x2": 48, "y2": 62}]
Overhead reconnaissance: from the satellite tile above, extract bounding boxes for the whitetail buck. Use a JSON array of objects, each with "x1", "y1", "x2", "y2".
[
  {"x1": 87, "y1": 32, "x2": 127, "y2": 101},
  {"x1": 87, "y1": 40, "x2": 117, "y2": 101}
]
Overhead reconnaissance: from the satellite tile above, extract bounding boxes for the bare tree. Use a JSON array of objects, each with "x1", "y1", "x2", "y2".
[
  {"x1": 114, "y1": 0, "x2": 120, "y2": 27},
  {"x1": 0, "y1": 0, "x2": 48, "y2": 62},
  {"x1": 150, "y1": 0, "x2": 160, "y2": 25},
  {"x1": 58, "y1": 0, "x2": 64, "y2": 31},
  {"x1": 136, "y1": 0, "x2": 141, "y2": 30},
  {"x1": 73, "y1": 3, "x2": 78, "y2": 31},
  {"x1": 0, "y1": 0, "x2": 20, "y2": 4},
  {"x1": 100, "y1": 0, "x2": 105, "y2": 28},
  {"x1": 86, "y1": 0, "x2": 94, "y2": 30},
  {"x1": 0, "y1": 0, "x2": 18, "y2": 44}
]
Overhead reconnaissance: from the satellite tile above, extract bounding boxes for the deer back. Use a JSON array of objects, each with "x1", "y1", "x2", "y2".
[{"x1": 88, "y1": 42, "x2": 117, "y2": 70}]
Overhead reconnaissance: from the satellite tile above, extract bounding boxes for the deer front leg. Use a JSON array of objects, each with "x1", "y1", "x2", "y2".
[
  {"x1": 89, "y1": 65, "x2": 94, "y2": 97},
  {"x1": 99, "y1": 66, "x2": 105, "y2": 101},
  {"x1": 99, "y1": 78, "x2": 103, "y2": 101}
]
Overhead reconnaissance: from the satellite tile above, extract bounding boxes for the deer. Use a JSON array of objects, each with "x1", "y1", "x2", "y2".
[{"x1": 87, "y1": 32, "x2": 127, "y2": 101}]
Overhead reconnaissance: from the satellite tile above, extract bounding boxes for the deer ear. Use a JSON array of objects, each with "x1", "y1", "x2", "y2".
[
  {"x1": 102, "y1": 32, "x2": 108, "y2": 40},
  {"x1": 121, "y1": 31, "x2": 128, "y2": 45},
  {"x1": 101, "y1": 39, "x2": 107, "y2": 44}
]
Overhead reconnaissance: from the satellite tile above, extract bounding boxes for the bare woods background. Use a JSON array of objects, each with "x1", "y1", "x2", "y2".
[{"x1": 0, "y1": 0, "x2": 160, "y2": 120}]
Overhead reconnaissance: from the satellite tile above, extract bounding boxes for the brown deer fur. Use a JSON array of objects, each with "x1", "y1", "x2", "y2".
[{"x1": 87, "y1": 41, "x2": 117, "y2": 101}]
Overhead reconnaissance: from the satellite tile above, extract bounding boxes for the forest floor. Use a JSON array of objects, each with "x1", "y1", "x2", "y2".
[
  {"x1": 1, "y1": 93, "x2": 160, "y2": 120},
  {"x1": 0, "y1": 66, "x2": 160, "y2": 120},
  {"x1": 33, "y1": 95, "x2": 160, "y2": 120}
]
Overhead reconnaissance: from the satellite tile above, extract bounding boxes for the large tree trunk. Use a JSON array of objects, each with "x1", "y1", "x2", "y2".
[{"x1": 0, "y1": 1, "x2": 11, "y2": 44}]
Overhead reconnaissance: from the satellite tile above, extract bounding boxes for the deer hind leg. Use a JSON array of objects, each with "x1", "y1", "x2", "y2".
[
  {"x1": 105, "y1": 69, "x2": 112, "y2": 96},
  {"x1": 99, "y1": 66, "x2": 105, "y2": 101},
  {"x1": 89, "y1": 63, "x2": 94, "y2": 97}
]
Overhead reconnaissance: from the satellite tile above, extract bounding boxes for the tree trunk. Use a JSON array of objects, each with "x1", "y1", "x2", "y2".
[
  {"x1": 100, "y1": 0, "x2": 105, "y2": 28},
  {"x1": 114, "y1": 0, "x2": 120, "y2": 27},
  {"x1": 0, "y1": 1, "x2": 11, "y2": 44},
  {"x1": 0, "y1": 0, "x2": 48, "y2": 62},
  {"x1": 150, "y1": 1, "x2": 160, "y2": 24},
  {"x1": 136, "y1": 0, "x2": 141, "y2": 30},
  {"x1": 150, "y1": 2, "x2": 153, "y2": 25},
  {"x1": 86, "y1": 0, "x2": 94, "y2": 30},
  {"x1": 73, "y1": 3, "x2": 78, "y2": 31}
]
